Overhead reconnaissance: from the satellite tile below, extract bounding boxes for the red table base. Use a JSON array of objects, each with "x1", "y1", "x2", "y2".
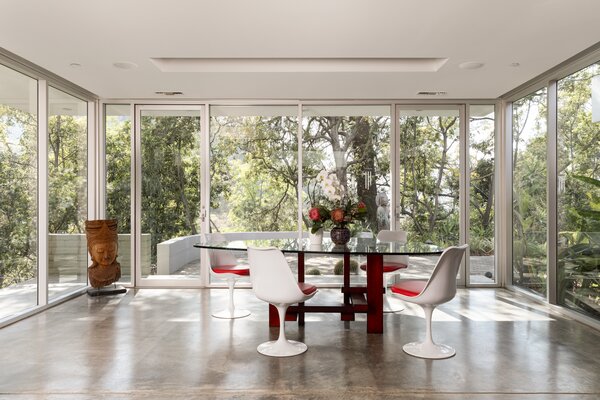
[{"x1": 268, "y1": 252, "x2": 385, "y2": 334}]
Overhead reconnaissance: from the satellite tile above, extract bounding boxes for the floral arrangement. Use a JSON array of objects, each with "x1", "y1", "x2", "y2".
[{"x1": 308, "y1": 170, "x2": 367, "y2": 233}]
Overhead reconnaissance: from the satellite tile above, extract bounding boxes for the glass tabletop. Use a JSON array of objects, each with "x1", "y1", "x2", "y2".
[{"x1": 194, "y1": 237, "x2": 443, "y2": 256}]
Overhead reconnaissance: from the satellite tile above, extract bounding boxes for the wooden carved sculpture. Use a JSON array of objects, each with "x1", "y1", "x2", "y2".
[{"x1": 85, "y1": 219, "x2": 121, "y2": 288}]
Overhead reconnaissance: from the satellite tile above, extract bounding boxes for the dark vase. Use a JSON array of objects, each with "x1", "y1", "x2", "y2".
[{"x1": 330, "y1": 227, "x2": 351, "y2": 245}]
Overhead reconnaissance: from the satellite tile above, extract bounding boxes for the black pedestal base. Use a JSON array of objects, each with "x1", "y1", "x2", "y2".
[{"x1": 87, "y1": 285, "x2": 127, "y2": 297}]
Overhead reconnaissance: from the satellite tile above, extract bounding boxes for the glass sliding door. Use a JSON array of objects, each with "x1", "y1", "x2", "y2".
[
  {"x1": 208, "y1": 106, "x2": 297, "y2": 284},
  {"x1": 105, "y1": 104, "x2": 132, "y2": 284},
  {"x1": 397, "y1": 107, "x2": 461, "y2": 280},
  {"x1": 48, "y1": 87, "x2": 88, "y2": 299},
  {"x1": 469, "y1": 105, "x2": 496, "y2": 284},
  {"x1": 137, "y1": 106, "x2": 203, "y2": 284},
  {"x1": 0, "y1": 64, "x2": 38, "y2": 319},
  {"x1": 557, "y1": 63, "x2": 600, "y2": 318},
  {"x1": 512, "y1": 88, "x2": 548, "y2": 297}
]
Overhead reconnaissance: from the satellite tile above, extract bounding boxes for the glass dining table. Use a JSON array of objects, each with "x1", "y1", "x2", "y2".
[{"x1": 194, "y1": 237, "x2": 443, "y2": 334}]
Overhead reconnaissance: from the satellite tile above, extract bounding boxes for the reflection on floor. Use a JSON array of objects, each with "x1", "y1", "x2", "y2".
[{"x1": 0, "y1": 288, "x2": 599, "y2": 399}]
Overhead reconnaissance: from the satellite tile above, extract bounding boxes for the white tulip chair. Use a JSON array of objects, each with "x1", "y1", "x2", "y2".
[
  {"x1": 247, "y1": 247, "x2": 317, "y2": 357},
  {"x1": 391, "y1": 244, "x2": 468, "y2": 359},
  {"x1": 207, "y1": 232, "x2": 251, "y2": 319}
]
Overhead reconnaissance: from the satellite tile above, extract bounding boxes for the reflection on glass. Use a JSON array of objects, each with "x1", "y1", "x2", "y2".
[
  {"x1": 302, "y1": 105, "x2": 391, "y2": 281},
  {"x1": 0, "y1": 64, "x2": 38, "y2": 319},
  {"x1": 469, "y1": 105, "x2": 495, "y2": 284},
  {"x1": 48, "y1": 87, "x2": 88, "y2": 299},
  {"x1": 141, "y1": 109, "x2": 201, "y2": 279},
  {"x1": 105, "y1": 104, "x2": 132, "y2": 283},
  {"x1": 512, "y1": 88, "x2": 547, "y2": 297},
  {"x1": 557, "y1": 63, "x2": 600, "y2": 319}
]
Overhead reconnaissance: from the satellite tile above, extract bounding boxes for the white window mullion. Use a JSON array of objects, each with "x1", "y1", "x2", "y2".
[
  {"x1": 37, "y1": 80, "x2": 48, "y2": 306},
  {"x1": 297, "y1": 103, "x2": 303, "y2": 238},
  {"x1": 200, "y1": 104, "x2": 210, "y2": 287},
  {"x1": 459, "y1": 104, "x2": 468, "y2": 287},
  {"x1": 133, "y1": 104, "x2": 141, "y2": 288},
  {"x1": 391, "y1": 104, "x2": 398, "y2": 231},
  {"x1": 547, "y1": 81, "x2": 558, "y2": 304},
  {"x1": 502, "y1": 101, "x2": 514, "y2": 289}
]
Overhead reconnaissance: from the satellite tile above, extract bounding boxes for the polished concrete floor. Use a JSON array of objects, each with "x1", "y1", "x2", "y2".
[{"x1": 0, "y1": 288, "x2": 599, "y2": 399}]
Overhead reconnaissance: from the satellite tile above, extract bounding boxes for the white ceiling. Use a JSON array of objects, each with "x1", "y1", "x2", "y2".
[{"x1": 2, "y1": 0, "x2": 600, "y2": 100}]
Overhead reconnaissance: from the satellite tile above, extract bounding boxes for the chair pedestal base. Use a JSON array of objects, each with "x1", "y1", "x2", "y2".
[
  {"x1": 383, "y1": 295, "x2": 405, "y2": 313},
  {"x1": 257, "y1": 339, "x2": 308, "y2": 357},
  {"x1": 211, "y1": 309, "x2": 251, "y2": 319},
  {"x1": 402, "y1": 341, "x2": 456, "y2": 359}
]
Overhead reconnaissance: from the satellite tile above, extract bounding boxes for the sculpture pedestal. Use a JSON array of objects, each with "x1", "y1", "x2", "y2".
[{"x1": 86, "y1": 285, "x2": 127, "y2": 297}]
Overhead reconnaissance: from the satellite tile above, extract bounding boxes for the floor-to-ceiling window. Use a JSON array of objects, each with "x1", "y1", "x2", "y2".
[
  {"x1": 105, "y1": 104, "x2": 132, "y2": 284},
  {"x1": 302, "y1": 105, "x2": 391, "y2": 280},
  {"x1": 512, "y1": 88, "x2": 548, "y2": 297},
  {"x1": 469, "y1": 105, "x2": 496, "y2": 284},
  {"x1": 397, "y1": 107, "x2": 461, "y2": 280},
  {"x1": 48, "y1": 87, "x2": 88, "y2": 300},
  {"x1": 208, "y1": 106, "x2": 297, "y2": 284},
  {"x1": 0, "y1": 64, "x2": 38, "y2": 319},
  {"x1": 138, "y1": 106, "x2": 202, "y2": 282},
  {"x1": 557, "y1": 62, "x2": 600, "y2": 318}
]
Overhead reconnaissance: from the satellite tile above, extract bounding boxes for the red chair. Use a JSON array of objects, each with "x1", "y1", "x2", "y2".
[
  {"x1": 360, "y1": 229, "x2": 409, "y2": 312},
  {"x1": 207, "y1": 232, "x2": 251, "y2": 319},
  {"x1": 391, "y1": 244, "x2": 468, "y2": 359}
]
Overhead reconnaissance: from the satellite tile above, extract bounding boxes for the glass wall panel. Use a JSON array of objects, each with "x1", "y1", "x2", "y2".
[
  {"x1": 0, "y1": 64, "x2": 38, "y2": 319},
  {"x1": 48, "y1": 87, "x2": 88, "y2": 299},
  {"x1": 512, "y1": 88, "x2": 547, "y2": 297},
  {"x1": 557, "y1": 63, "x2": 600, "y2": 319},
  {"x1": 469, "y1": 105, "x2": 496, "y2": 284},
  {"x1": 398, "y1": 108, "x2": 460, "y2": 279},
  {"x1": 303, "y1": 105, "x2": 391, "y2": 282},
  {"x1": 140, "y1": 108, "x2": 201, "y2": 280},
  {"x1": 105, "y1": 104, "x2": 132, "y2": 284},
  {"x1": 209, "y1": 106, "x2": 298, "y2": 234}
]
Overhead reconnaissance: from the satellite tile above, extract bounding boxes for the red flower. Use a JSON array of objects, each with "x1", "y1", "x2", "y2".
[
  {"x1": 308, "y1": 207, "x2": 321, "y2": 221},
  {"x1": 357, "y1": 201, "x2": 366, "y2": 211},
  {"x1": 331, "y1": 208, "x2": 345, "y2": 223}
]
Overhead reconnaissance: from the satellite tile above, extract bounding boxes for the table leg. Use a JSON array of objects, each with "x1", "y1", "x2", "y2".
[
  {"x1": 366, "y1": 253, "x2": 384, "y2": 334},
  {"x1": 341, "y1": 252, "x2": 354, "y2": 321},
  {"x1": 343, "y1": 253, "x2": 350, "y2": 304}
]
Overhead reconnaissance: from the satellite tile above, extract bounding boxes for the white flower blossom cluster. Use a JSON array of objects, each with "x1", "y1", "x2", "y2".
[{"x1": 316, "y1": 170, "x2": 345, "y2": 203}]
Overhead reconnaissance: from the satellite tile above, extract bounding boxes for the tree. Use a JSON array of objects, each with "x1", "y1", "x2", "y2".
[{"x1": 0, "y1": 104, "x2": 38, "y2": 287}]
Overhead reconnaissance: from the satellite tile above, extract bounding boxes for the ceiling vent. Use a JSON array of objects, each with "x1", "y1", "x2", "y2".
[
  {"x1": 417, "y1": 91, "x2": 447, "y2": 96},
  {"x1": 155, "y1": 91, "x2": 183, "y2": 96}
]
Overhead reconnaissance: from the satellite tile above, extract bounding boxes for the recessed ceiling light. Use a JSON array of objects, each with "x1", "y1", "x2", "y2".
[
  {"x1": 69, "y1": 63, "x2": 81, "y2": 68},
  {"x1": 417, "y1": 91, "x2": 447, "y2": 96},
  {"x1": 155, "y1": 91, "x2": 183, "y2": 96},
  {"x1": 113, "y1": 61, "x2": 138, "y2": 70},
  {"x1": 510, "y1": 62, "x2": 521, "y2": 67},
  {"x1": 459, "y1": 61, "x2": 484, "y2": 70}
]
